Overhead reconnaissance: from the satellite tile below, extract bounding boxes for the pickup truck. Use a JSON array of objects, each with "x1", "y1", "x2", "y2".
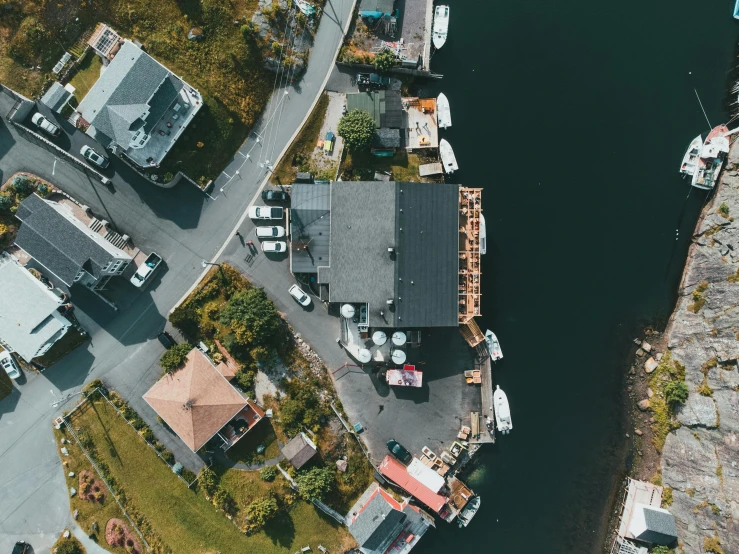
[
  {"x1": 248, "y1": 206, "x2": 284, "y2": 220},
  {"x1": 130, "y1": 253, "x2": 162, "y2": 288}
]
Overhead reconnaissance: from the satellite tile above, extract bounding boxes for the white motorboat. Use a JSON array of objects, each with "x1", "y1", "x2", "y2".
[
  {"x1": 485, "y1": 329, "x2": 502, "y2": 361},
  {"x1": 432, "y1": 5, "x2": 449, "y2": 49},
  {"x1": 479, "y1": 213, "x2": 486, "y2": 255},
  {"x1": 692, "y1": 125, "x2": 730, "y2": 190},
  {"x1": 493, "y1": 385, "x2": 512, "y2": 434},
  {"x1": 679, "y1": 135, "x2": 703, "y2": 177},
  {"x1": 295, "y1": 0, "x2": 316, "y2": 15},
  {"x1": 439, "y1": 138, "x2": 458, "y2": 173},
  {"x1": 437, "y1": 92, "x2": 452, "y2": 129},
  {"x1": 458, "y1": 495, "x2": 481, "y2": 528}
]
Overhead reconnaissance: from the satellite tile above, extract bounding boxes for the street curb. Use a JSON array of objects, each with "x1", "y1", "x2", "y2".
[{"x1": 170, "y1": 0, "x2": 357, "y2": 314}]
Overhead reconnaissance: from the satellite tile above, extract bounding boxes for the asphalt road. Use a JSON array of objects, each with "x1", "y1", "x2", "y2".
[{"x1": 0, "y1": 0, "x2": 354, "y2": 549}]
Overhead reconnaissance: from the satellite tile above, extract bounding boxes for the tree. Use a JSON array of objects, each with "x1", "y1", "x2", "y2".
[
  {"x1": 338, "y1": 110, "x2": 375, "y2": 151},
  {"x1": 212, "y1": 487, "x2": 235, "y2": 514},
  {"x1": 664, "y1": 380, "x2": 689, "y2": 406},
  {"x1": 159, "y1": 343, "x2": 193, "y2": 373},
  {"x1": 198, "y1": 467, "x2": 218, "y2": 496},
  {"x1": 0, "y1": 195, "x2": 14, "y2": 212},
  {"x1": 11, "y1": 175, "x2": 34, "y2": 197},
  {"x1": 373, "y1": 48, "x2": 397, "y2": 71},
  {"x1": 260, "y1": 466, "x2": 278, "y2": 482},
  {"x1": 295, "y1": 466, "x2": 335, "y2": 501},
  {"x1": 55, "y1": 539, "x2": 83, "y2": 554},
  {"x1": 245, "y1": 497, "x2": 279, "y2": 526},
  {"x1": 219, "y1": 287, "x2": 281, "y2": 349},
  {"x1": 234, "y1": 369, "x2": 256, "y2": 391}
]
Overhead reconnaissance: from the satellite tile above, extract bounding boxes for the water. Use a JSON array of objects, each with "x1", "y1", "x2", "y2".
[{"x1": 417, "y1": 1, "x2": 737, "y2": 551}]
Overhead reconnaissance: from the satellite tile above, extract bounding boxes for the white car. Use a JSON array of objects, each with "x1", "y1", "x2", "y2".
[
  {"x1": 255, "y1": 226, "x2": 286, "y2": 239},
  {"x1": 31, "y1": 113, "x2": 61, "y2": 137},
  {"x1": 0, "y1": 350, "x2": 21, "y2": 380},
  {"x1": 80, "y1": 145, "x2": 110, "y2": 169},
  {"x1": 248, "y1": 206, "x2": 284, "y2": 220},
  {"x1": 261, "y1": 241, "x2": 287, "y2": 253},
  {"x1": 289, "y1": 284, "x2": 311, "y2": 307}
]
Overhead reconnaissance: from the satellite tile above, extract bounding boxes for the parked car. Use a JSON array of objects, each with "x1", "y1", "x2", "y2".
[
  {"x1": 248, "y1": 206, "x2": 284, "y2": 220},
  {"x1": 255, "y1": 226, "x2": 286, "y2": 238},
  {"x1": 0, "y1": 350, "x2": 22, "y2": 380},
  {"x1": 261, "y1": 241, "x2": 287, "y2": 253},
  {"x1": 130, "y1": 253, "x2": 162, "y2": 288},
  {"x1": 31, "y1": 113, "x2": 61, "y2": 137},
  {"x1": 157, "y1": 331, "x2": 176, "y2": 348},
  {"x1": 387, "y1": 439, "x2": 412, "y2": 464},
  {"x1": 80, "y1": 145, "x2": 110, "y2": 169},
  {"x1": 357, "y1": 72, "x2": 390, "y2": 89},
  {"x1": 288, "y1": 284, "x2": 311, "y2": 307},
  {"x1": 261, "y1": 189, "x2": 289, "y2": 202}
]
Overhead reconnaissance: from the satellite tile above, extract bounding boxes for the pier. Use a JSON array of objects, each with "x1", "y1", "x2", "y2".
[{"x1": 470, "y1": 347, "x2": 495, "y2": 444}]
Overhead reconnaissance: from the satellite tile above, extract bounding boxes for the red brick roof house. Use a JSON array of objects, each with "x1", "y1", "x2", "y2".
[{"x1": 378, "y1": 456, "x2": 448, "y2": 515}]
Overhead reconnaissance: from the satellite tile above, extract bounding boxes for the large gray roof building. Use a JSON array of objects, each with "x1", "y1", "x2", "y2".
[
  {"x1": 317, "y1": 182, "x2": 459, "y2": 328},
  {"x1": 77, "y1": 39, "x2": 202, "y2": 168}
]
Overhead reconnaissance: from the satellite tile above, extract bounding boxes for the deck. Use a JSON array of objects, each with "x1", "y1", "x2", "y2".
[{"x1": 470, "y1": 350, "x2": 494, "y2": 444}]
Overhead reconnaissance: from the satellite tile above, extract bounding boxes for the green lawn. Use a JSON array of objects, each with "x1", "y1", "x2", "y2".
[
  {"x1": 341, "y1": 150, "x2": 434, "y2": 182},
  {"x1": 68, "y1": 52, "x2": 103, "y2": 103},
  {"x1": 226, "y1": 419, "x2": 281, "y2": 465},
  {"x1": 69, "y1": 393, "x2": 355, "y2": 554}
]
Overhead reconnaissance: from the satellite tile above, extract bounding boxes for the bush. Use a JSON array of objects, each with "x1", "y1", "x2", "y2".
[
  {"x1": 161, "y1": 450, "x2": 175, "y2": 464},
  {"x1": 212, "y1": 487, "x2": 235, "y2": 514},
  {"x1": 160, "y1": 343, "x2": 193, "y2": 372},
  {"x1": 55, "y1": 539, "x2": 83, "y2": 554},
  {"x1": 338, "y1": 110, "x2": 375, "y2": 151},
  {"x1": 11, "y1": 175, "x2": 34, "y2": 197},
  {"x1": 219, "y1": 287, "x2": 281, "y2": 349},
  {"x1": 240, "y1": 23, "x2": 254, "y2": 40},
  {"x1": 260, "y1": 466, "x2": 278, "y2": 482},
  {"x1": 235, "y1": 369, "x2": 255, "y2": 391},
  {"x1": 664, "y1": 380, "x2": 688, "y2": 406},
  {"x1": 245, "y1": 497, "x2": 278, "y2": 527},
  {"x1": 0, "y1": 195, "x2": 14, "y2": 212},
  {"x1": 718, "y1": 202, "x2": 730, "y2": 218},
  {"x1": 198, "y1": 467, "x2": 218, "y2": 496},
  {"x1": 373, "y1": 47, "x2": 397, "y2": 71},
  {"x1": 295, "y1": 466, "x2": 335, "y2": 501}
]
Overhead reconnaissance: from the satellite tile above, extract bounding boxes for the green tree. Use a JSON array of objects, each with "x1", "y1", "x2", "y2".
[
  {"x1": 219, "y1": 287, "x2": 281, "y2": 348},
  {"x1": 295, "y1": 466, "x2": 335, "y2": 501},
  {"x1": 664, "y1": 380, "x2": 689, "y2": 406},
  {"x1": 338, "y1": 110, "x2": 375, "y2": 151},
  {"x1": 198, "y1": 467, "x2": 218, "y2": 496},
  {"x1": 55, "y1": 540, "x2": 83, "y2": 554},
  {"x1": 373, "y1": 48, "x2": 397, "y2": 71},
  {"x1": 245, "y1": 496, "x2": 279, "y2": 526},
  {"x1": 11, "y1": 175, "x2": 34, "y2": 197},
  {"x1": 212, "y1": 487, "x2": 235, "y2": 514},
  {"x1": 159, "y1": 343, "x2": 193, "y2": 373},
  {"x1": 260, "y1": 466, "x2": 278, "y2": 481},
  {"x1": 0, "y1": 195, "x2": 14, "y2": 212},
  {"x1": 234, "y1": 369, "x2": 256, "y2": 391}
]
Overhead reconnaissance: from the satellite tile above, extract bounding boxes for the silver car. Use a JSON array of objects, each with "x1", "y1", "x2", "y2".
[
  {"x1": 31, "y1": 113, "x2": 61, "y2": 137},
  {"x1": 261, "y1": 241, "x2": 287, "y2": 253},
  {"x1": 255, "y1": 226, "x2": 286, "y2": 238},
  {"x1": 80, "y1": 145, "x2": 110, "y2": 169},
  {"x1": 289, "y1": 284, "x2": 311, "y2": 307},
  {"x1": 0, "y1": 350, "x2": 21, "y2": 380}
]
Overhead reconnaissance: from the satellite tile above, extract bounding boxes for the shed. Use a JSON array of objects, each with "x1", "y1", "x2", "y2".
[
  {"x1": 40, "y1": 82, "x2": 73, "y2": 113},
  {"x1": 628, "y1": 504, "x2": 678, "y2": 546},
  {"x1": 281, "y1": 432, "x2": 317, "y2": 469}
]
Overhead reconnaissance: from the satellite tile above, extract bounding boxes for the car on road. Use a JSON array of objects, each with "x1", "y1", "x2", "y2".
[
  {"x1": 157, "y1": 332, "x2": 176, "y2": 348},
  {"x1": 288, "y1": 284, "x2": 311, "y2": 307},
  {"x1": 248, "y1": 205, "x2": 284, "y2": 220},
  {"x1": 387, "y1": 439, "x2": 412, "y2": 464},
  {"x1": 262, "y1": 189, "x2": 289, "y2": 202},
  {"x1": 0, "y1": 350, "x2": 22, "y2": 380},
  {"x1": 31, "y1": 113, "x2": 61, "y2": 137},
  {"x1": 261, "y1": 241, "x2": 287, "y2": 253},
  {"x1": 255, "y1": 226, "x2": 286, "y2": 238},
  {"x1": 80, "y1": 145, "x2": 110, "y2": 169}
]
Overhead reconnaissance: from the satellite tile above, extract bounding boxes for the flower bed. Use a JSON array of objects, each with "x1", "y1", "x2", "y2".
[
  {"x1": 105, "y1": 518, "x2": 141, "y2": 553},
  {"x1": 78, "y1": 470, "x2": 106, "y2": 504}
]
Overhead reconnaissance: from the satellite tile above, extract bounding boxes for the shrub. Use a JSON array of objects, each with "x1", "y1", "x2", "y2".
[
  {"x1": 245, "y1": 497, "x2": 278, "y2": 527},
  {"x1": 664, "y1": 380, "x2": 688, "y2": 406},
  {"x1": 212, "y1": 487, "x2": 235, "y2": 514},
  {"x1": 704, "y1": 536, "x2": 724, "y2": 554},
  {"x1": 661, "y1": 487, "x2": 673, "y2": 507},
  {"x1": 198, "y1": 467, "x2": 218, "y2": 496},
  {"x1": 718, "y1": 202, "x2": 730, "y2": 218},
  {"x1": 219, "y1": 287, "x2": 281, "y2": 349},
  {"x1": 161, "y1": 450, "x2": 175, "y2": 464},
  {"x1": 698, "y1": 382, "x2": 713, "y2": 397},
  {"x1": 0, "y1": 195, "x2": 14, "y2": 212},
  {"x1": 140, "y1": 427, "x2": 155, "y2": 442},
  {"x1": 11, "y1": 175, "x2": 34, "y2": 197},
  {"x1": 37, "y1": 183, "x2": 49, "y2": 196},
  {"x1": 160, "y1": 343, "x2": 193, "y2": 372},
  {"x1": 338, "y1": 109, "x2": 375, "y2": 151},
  {"x1": 55, "y1": 539, "x2": 84, "y2": 554},
  {"x1": 650, "y1": 547, "x2": 673, "y2": 554},
  {"x1": 295, "y1": 466, "x2": 335, "y2": 501},
  {"x1": 240, "y1": 23, "x2": 254, "y2": 40},
  {"x1": 235, "y1": 369, "x2": 255, "y2": 391},
  {"x1": 373, "y1": 47, "x2": 397, "y2": 71},
  {"x1": 260, "y1": 466, "x2": 278, "y2": 482}
]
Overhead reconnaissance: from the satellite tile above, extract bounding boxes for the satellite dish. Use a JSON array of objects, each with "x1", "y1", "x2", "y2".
[
  {"x1": 341, "y1": 304, "x2": 356, "y2": 318},
  {"x1": 392, "y1": 349, "x2": 406, "y2": 364},
  {"x1": 391, "y1": 331, "x2": 407, "y2": 346},
  {"x1": 372, "y1": 331, "x2": 388, "y2": 345}
]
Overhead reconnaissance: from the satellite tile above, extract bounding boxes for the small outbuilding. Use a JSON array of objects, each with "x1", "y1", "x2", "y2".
[
  {"x1": 281, "y1": 432, "x2": 317, "y2": 469},
  {"x1": 628, "y1": 504, "x2": 678, "y2": 546}
]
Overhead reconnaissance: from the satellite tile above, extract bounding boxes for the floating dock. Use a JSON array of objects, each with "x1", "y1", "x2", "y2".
[{"x1": 470, "y1": 349, "x2": 495, "y2": 444}]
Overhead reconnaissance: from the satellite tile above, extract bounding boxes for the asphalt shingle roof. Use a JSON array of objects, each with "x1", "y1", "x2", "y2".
[
  {"x1": 14, "y1": 194, "x2": 116, "y2": 285},
  {"x1": 373, "y1": 128, "x2": 401, "y2": 148},
  {"x1": 349, "y1": 492, "x2": 406, "y2": 550},
  {"x1": 281, "y1": 433, "x2": 317, "y2": 469},
  {"x1": 40, "y1": 82, "x2": 72, "y2": 113},
  {"x1": 640, "y1": 507, "x2": 678, "y2": 544},
  {"x1": 290, "y1": 183, "x2": 331, "y2": 274},
  {"x1": 346, "y1": 90, "x2": 403, "y2": 129}
]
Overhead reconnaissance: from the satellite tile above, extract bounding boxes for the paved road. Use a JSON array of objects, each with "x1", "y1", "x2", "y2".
[{"x1": 0, "y1": 0, "x2": 354, "y2": 549}]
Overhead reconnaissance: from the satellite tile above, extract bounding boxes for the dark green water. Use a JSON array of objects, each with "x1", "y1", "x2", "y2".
[{"x1": 418, "y1": 1, "x2": 737, "y2": 551}]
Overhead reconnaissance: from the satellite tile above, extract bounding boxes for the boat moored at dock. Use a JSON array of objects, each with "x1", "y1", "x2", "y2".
[
  {"x1": 493, "y1": 385, "x2": 512, "y2": 434},
  {"x1": 485, "y1": 329, "x2": 502, "y2": 361},
  {"x1": 480, "y1": 213, "x2": 487, "y2": 255},
  {"x1": 437, "y1": 92, "x2": 452, "y2": 129},
  {"x1": 440, "y1": 138, "x2": 458, "y2": 173},
  {"x1": 458, "y1": 495, "x2": 481, "y2": 528},
  {"x1": 691, "y1": 125, "x2": 730, "y2": 190},
  {"x1": 433, "y1": 5, "x2": 449, "y2": 49},
  {"x1": 734, "y1": 0, "x2": 739, "y2": 19},
  {"x1": 679, "y1": 135, "x2": 703, "y2": 177}
]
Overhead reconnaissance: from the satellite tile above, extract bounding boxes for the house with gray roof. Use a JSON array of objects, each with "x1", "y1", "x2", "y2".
[
  {"x1": 77, "y1": 38, "x2": 202, "y2": 168},
  {"x1": 280, "y1": 432, "x2": 317, "y2": 469},
  {"x1": 40, "y1": 82, "x2": 74, "y2": 114},
  {"x1": 0, "y1": 253, "x2": 71, "y2": 362},
  {"x1": 347, "y1": 483, "x2": 434, "y2": 554},
  {"x1": 346, "y1": 90, "x2": 403, "y2": 129},
  {"x1": 317, "y1": 182, "x2": 460, "y2": 329},
  {"x1": 290, "y1": 183, "x2": 330, "y2": 274},
  {"x1": 14, "y1": 194, "x2": 132, "y2": 290}
]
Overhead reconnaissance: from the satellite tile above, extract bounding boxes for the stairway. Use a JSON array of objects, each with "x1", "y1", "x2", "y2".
[
  {"x1": 88, "y1": 218, "x2": 103, "y2": 233},
  {"x1": 104, "y1": 230, "x2": 129, "y2": 250}
]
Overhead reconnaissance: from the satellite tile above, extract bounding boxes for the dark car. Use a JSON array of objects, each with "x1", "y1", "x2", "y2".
[
  {"x1": 262, "y1": 189, "x2": 289, "y2": 202},
  {"x1": 157, "y1": 331, "x2": 176, "y2": 348},
  {"x1": 387, "y1": 439, "x2": 412, "y2": 464}
]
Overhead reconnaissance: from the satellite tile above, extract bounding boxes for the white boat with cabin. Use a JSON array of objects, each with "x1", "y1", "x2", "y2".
[
  {"x1": 692, "y1": 125, "x2": 730, "y2": 190},
  {"x1": 679, "y1": 135, "x2": 703, "y2": 177},
  {"x1": 432, "y1": 5, "x2": 449, "y2": 49},
  {"x1": 439, "y1": 138, "x2": 458, "y2": 173},
  {"x1": 479, "y1": 213, "x2": 486, "y2": 255},
  {"x1": 493, "y1": 385, "x2": 512, "y2": 434},
  {"x1": 485, "y1": 329, "x2": 502, "y2": 361},
  {"x1": 437, "y1": 92, "x2": 452, "y2": 129},
  {"x1": 458, "y1": 495, "x2": 481, "y2": 528}
]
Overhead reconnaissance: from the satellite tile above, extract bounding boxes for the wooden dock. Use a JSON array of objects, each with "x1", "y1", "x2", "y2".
[{"x1": 470, "y1": 351, "x2": 495, "y2": 444}]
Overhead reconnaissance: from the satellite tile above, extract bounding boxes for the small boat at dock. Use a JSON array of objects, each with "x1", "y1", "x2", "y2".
[
  {"x1": 485, "y1": 329, "x2": 502, "y2": 361},
  {"x1": 679, "y1": 135, "x2": 703, "y2": 177},
  {"x1": 437, "y1": 92, "x2": 452, "y2": 129},
  {"x1": 691, "y1": 125, "x2": 730, "y2": 190},
  {"x1": 439, "y1": 138, "x2": 458, "y2": 173},
  {"x1": 458, "y1": 495, "x2": 481, "y2": 528},
  {"x1": 493, "y1": 385, "x2": 512, "y2": 434},
  {"x1": 480, "y1": 213, "x2": 487, "y2": 255},
  {"x1": 432, "y1": 5, "x2": 449, "y2": 49}
]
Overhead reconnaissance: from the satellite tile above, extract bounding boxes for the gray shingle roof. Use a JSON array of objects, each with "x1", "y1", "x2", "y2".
[
  {"x1": 14, "y1": 194, "x2": 116, "y2": 286},
  {"x1": 290, "y1": 184, "x2": 331, "y2": 274},
  {"x1": 349, "y1": 492, "x2": 406, "y2": 550},
  {"x1": 359, "y1": 0, "x2": 395, "y2": 14},
  {"x1": 318, "y1": 182, "x2": 459, "y2": 328},
  {"x1": 381, "y1": 90, "x2": 403, "y2": 128},
  {"x1": 77, "y1": 41, "x2": 183, "y2": 148},
  {"x1": 281, "y1": 433, "x2": 317, "y2": 469},
  {"x1": 639, "y1": 507, "x2": 678, "y2": 545},
  {"x1": 373, "y1": 128, "x2": 401, "y2": 148},
  {"x1": 346, "y1": 90, "x2": 403, "y2": 129},
  {"x1": 40, "y1": 82, "x2": 72, "y2": 113}
]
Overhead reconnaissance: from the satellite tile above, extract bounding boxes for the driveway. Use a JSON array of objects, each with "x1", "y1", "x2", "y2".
[{"x1": 0, "y1": 0, "x2": 356, "y2": 549}]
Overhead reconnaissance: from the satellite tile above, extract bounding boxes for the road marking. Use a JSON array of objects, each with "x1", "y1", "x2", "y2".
[
  {"x1": 236, "y1": 151, "x2": 249, "y2": 159},
  {"x1": 222, "y1": 171, "x2": 232, "y2": 179},
  {"x1": 52, "y1": 159, "x2": 57, "y2": 175}
]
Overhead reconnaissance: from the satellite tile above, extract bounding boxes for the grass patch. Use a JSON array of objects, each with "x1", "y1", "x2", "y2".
[
  {"x1": 340, "y1": 149, "x2": 438, "y2": 182},
  {"x1": 52, "y1": 533, "x2": 87, "y2": 554},
  {"x1": 704, "y1": 536, "x2": 725, "y2": 554},
  {"x1": 697, "y1": 383, "x2": 714, "y2": 397},
  {"x1": 68, "y1": 52, "x2": 103, "y2": 102},
  {"x1": 647, "y1": 352, "x2": 685, "y2": 452},
  {"x1": 67, "y1": 392, "x2": 354, "y2": 553},
  {"x1": 226, "y1": 420, "x2": 281, "y2": 465},
  {"x1": 272, "y1": 93, "x2": 330, "y2": 185},
  {"x1": 33, "y1": 327, "x2": 88, "y2": 368},
  {"x1": 686, "y1": 487, "x2": 696, "y2": 497},
  {"x1": 661, "y1": 487, "x2": 673, "y2": 507},
  {"x1": 718, "y1": 202, "x2": 730, "y2": 218},
  {"x1": 687, "y1": 280, "x2": 709, "y2": 313}
]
